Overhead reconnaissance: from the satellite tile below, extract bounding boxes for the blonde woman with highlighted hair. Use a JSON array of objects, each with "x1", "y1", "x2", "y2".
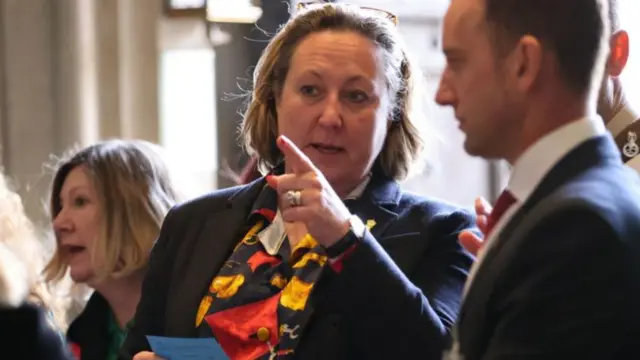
[
  {"x1": 0, "y1": 243, "x2": 72, "y2": 359},
  {"x1": 0, "y1": 172, "x2": 68, "y2": 329},
  {"x1": 0, "y1": 171, "x2": 69, "y2": 340},
  {"x1": 44, "y1": 139, "x2": 182, "y2": 360}
]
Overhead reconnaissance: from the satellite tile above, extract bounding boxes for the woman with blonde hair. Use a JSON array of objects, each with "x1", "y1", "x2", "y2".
[
  {"x1": 44, "y1": 139, "x2": 182, "y2": 360},
  {"x1": 125, "y1": 3, "x2": 477, "y2": 360},
  {"x1": 0, "y1": 172, "x2": 71, "y2": 359},
  {"x1": 0, "y1": 243, "x2": 72, "y2": 359},
  {"x1": 0, "y1": 171, "x2": 67, "y2": 330}
]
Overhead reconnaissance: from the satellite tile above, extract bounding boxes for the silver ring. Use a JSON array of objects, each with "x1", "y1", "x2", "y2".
[{"x1": 285, "y1": 190, "x2": 302, "y2": 207}]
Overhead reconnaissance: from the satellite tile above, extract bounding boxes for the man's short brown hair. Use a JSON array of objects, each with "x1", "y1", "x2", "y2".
[{"x1": 484, "y1": 0, "x2": 610, "y2": 93}]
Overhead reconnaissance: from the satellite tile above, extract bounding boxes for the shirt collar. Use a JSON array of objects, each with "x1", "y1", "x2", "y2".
[
  {"x1": 508, "y1": 116, "x2": 606, "y2": 203},
  {"x1": 344, "y1": 173, "x2": 372, "y2": 200},
  {"x1": 606, "y1": 105, "x2": 638, "y2": 137},
  {"x1": 258, "y1": 173, "x2": 372, "y2": 256}
]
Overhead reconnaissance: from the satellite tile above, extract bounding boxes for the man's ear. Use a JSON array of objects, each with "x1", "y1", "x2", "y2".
[
  {"x1": 608, "y1": 30, "x2": 630, "y2": 77},
  {"x1": 510, "y1": 35, "x2": 543, "y2": 93}
]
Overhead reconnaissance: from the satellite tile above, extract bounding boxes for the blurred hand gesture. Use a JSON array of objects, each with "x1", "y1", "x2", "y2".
[{"x1": 458, "y1": 197, "x2": 492, "y2": 256}]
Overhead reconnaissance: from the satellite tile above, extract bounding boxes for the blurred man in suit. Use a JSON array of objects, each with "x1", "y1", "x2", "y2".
[
  {"x1": 598, "y1": 0, "x2": 640, "y2": 170},
  {"x1": 459, "y1": 0, "x2": 639, "y2": 269},
  {"x1": 436, "y1": 0, "x2": 640, "y2": 358}
]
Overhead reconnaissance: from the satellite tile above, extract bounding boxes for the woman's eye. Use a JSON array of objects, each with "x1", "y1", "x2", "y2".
[
  {"x1": 300, "y1": 85, "x2": 319, "y2": 97},
  {"x1": 346, "y1": 90, "x2": 368, "y2": 103},
  {"x1": 73, "y1": 197, "x2": 88, "y2": 207}
]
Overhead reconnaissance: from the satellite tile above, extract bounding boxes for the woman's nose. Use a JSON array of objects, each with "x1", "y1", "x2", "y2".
[
  {"x1": 52, "y1": 208, "x2": 71, "y2": 232},
  {"x1": 317, "y1": 93, "x2": 343, "y2": 128}
]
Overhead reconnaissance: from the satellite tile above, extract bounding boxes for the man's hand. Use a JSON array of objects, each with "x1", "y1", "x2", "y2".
[{"x1": 458, "y1": 197, "x2": 492, "y2": 256}]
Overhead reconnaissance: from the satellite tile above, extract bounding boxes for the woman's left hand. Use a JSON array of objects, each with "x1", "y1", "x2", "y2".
[{"x1": 266, "y1": 135, "x2": 351, "y2": 248}]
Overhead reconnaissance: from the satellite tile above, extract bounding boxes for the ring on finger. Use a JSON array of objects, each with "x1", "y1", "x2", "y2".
[{"x1": 285, "y1": 190, "x2": 302, "y2": 207}]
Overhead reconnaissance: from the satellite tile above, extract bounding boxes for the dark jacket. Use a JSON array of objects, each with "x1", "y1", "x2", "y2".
[
  {"x1": 455, "y1": 135, "x2": 640, "y2": 359},
  {"x1": 121, "y1": 171, "x2": 477, "y2": 360},
  {"x1": 67, "y1": 293, "x2": 117, "y2": 360}
]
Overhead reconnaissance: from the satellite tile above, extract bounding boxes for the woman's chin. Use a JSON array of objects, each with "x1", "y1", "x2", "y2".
[{"x1": 69, "y1": 267, "x2": 94, "y2": 284}]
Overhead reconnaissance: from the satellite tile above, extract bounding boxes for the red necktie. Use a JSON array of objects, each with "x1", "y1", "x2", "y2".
[{"x1": 486, "y1": 190, "x2": 517, "y2": 236}]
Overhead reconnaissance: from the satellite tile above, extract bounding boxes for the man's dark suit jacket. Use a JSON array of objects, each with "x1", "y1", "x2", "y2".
[
  {"x1": 456, "y1": 135, "x2": 640, "y2": 359},
  {"x1": 0, "y1": 303, "x2": 72, "y2": 360},
  {"x1": 120, "y1": 171, "x2": 476, "y2": 360}
]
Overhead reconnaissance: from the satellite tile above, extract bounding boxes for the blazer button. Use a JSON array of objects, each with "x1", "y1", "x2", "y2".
[{"x1": 257, "y1": 327, "x2": 270, "y2": 342}]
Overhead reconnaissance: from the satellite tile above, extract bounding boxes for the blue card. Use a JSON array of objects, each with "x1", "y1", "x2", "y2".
[{"x1": 146, "y1": 336, "x2": 229, "y2": 360}]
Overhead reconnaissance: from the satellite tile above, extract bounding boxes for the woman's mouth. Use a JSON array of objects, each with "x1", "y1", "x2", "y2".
[
  {"x1": 66, "y1": 245, "x2": 86, "y2": 255},
  {"x1": 310, "y1": 143, "x2": 344, "y2": 154}
]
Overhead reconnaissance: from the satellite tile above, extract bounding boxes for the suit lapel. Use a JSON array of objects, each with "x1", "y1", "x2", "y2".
[
  {"x1": 67, "y1": 293, "x2": 111, "y2": 359},
  {"x1": 347, "y1": 171, "x2": 401, "y2": 239},
  {"x1": 166, "y1": 180, "x2": 266, "y2": 336}
]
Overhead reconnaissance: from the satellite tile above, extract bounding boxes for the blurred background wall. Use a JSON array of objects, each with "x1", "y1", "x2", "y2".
[{"x1": 0, "y1": 0, "x2": 638, "y2": 228}]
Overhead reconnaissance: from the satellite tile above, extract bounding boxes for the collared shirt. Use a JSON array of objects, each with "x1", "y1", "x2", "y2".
[
  {"x1": 257, "y1": 174, "x2": 371, "y2": 256},
  {"x1": 463, "y1": 116, "x2": 606, "y2": 296}
]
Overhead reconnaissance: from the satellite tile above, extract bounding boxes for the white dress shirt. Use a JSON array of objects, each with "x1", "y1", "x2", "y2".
[{"x1": 463, "y1": 116, "x2": 607, "y2": 297}]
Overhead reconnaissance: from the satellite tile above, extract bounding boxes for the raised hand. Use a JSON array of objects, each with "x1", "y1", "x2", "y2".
[
  {"x1": 458, "y1": 197, "x2": 491, "y2": 256},
  {"x1": 266, "y1": 135, "x2": 351, "y2": 248}
]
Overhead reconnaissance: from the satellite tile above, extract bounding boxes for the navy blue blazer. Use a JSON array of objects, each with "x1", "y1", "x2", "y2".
[
  {"x1": 120, "y1": 171, "x2": 476, "y2": 360},
  {"x1": 454, "y1": 135, "x2": 640, "y2": 359}
]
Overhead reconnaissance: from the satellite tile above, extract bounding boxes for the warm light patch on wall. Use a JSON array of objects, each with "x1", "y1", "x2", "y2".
[{"x1": 206, "y1": 0, "x2": 262, "y2": 24}]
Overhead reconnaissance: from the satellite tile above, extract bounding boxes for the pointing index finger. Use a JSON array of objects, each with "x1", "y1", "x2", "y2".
[{"x1": 277, "y1": 135, "x2": 316, "y2": 174}]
